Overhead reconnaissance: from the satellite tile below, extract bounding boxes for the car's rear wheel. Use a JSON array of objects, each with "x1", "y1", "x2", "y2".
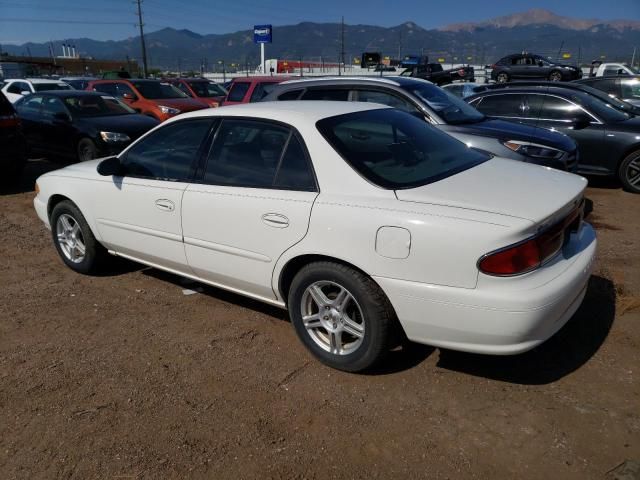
[
  {"x1": 77, "y1": 138, "x2": 97, "y2": 162},
  {"x1": 548, "y1": 70, "x2": 563, "y2": 82},
  {"x1": 50, "y1": 200, "x2": 107, "y2": 274},
  {"x1": 619, "y1": 150, "x2": 640, "y2": 194},
  {"x1": 496, "y1": 72, "x2": 509, "y2": 83},
  {"x1": 288, "y1": 262, "x2": 396, "y2": 372}
]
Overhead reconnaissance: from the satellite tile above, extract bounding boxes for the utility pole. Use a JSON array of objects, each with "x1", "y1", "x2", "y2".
[
  {"x1": 135, "y1": 0, "x2": 148, "y2": 78},
  {"x1": 397, "y1": 30, "x2": 402, "y2": 62},
  {"x1": 339, "y1": 16, "x2": 345, "y2": 76}
]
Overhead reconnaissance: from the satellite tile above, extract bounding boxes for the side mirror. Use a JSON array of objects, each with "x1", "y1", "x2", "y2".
[
  {"x1": 21, "y1": 90, "x2": 31, "y2": 96},
  {"x1": 97, "y1": 156, "x2": 123, "y2": 176},
  {"x1": 122, "y1": 92, "x2": 137, "y2": 101},
  {"x1": 53, "y1": 111, "x2": 71, "y2": 122}
]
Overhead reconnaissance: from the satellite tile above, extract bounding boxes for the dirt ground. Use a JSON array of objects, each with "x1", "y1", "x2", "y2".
[{"x1": 1, "y1": 159, "x2": 639, "y2": 480}]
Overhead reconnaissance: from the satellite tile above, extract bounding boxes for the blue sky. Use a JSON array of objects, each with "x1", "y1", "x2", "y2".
[{"x1": 0, "y1": 0, "x2": 639, "y2": 44}]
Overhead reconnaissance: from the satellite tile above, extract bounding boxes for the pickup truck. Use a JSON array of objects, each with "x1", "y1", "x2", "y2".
[
  {"x1": 400, "y1": 63, "x2": 475, "y2": 86},
  {"x1": 588, "y1": 61, "x2": 640, "y2": 77}
]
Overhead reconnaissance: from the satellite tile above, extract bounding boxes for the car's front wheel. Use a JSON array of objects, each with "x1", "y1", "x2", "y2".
[
  {"x1": 77, "y1": 138, "x2": 97, "y2": 162},
  {"x1": 619, "y1": 150, "x2": 640, "y2": 194},
  {"x1": 548, "y1": 70, "x2": 563, "y2": 82},
  {"x1": 288, "y1": 262, "x2": 397, "y2": 372},
  {"x1": 496, "y1": 72, "x2": 509, "y2": 83},
  {"x1": 50, "y1": 200, "x2": 106, "y2": 274}
]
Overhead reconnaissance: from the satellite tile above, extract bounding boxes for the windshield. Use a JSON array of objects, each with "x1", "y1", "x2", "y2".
[
  {"x1": 624, "y1": 65, "x2": 640, "y2": 75},
  {"x1": 33, "y1": 83, "x2": 72, "y2": 92},
  {"x1": 131, "y1": 81, "x2": 188, "y2": 99},
  {"x1": 316, "y1": 108, "x2": 490, "y2": 189},
  {"x1": 569, "y1": 91, "x2": 631, "y2": 122},
  {"x1": 187, "y1": 81, "x2": 226, "y2": 97},
  {"x1": 63, "y1": 95, "x2": 136, "y2": 117},
  {"x1": 403, "y1": 81, "x2": 485, "y2": 124}
]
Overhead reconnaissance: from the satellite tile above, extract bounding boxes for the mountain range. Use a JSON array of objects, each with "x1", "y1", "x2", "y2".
[{"x1": 2, "y1": 9, "x2": 639, "y2": 70}]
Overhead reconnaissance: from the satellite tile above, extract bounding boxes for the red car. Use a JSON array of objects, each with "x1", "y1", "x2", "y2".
[
  {"x1": 86, "y1": 79, "x2": 207, "y2": 122},
  {"x1": 166, "y1": 78, "x2": 227, "y2": 108},
  {"x1": 222, "y1": 76, "x2": 291, "y2": 105}
]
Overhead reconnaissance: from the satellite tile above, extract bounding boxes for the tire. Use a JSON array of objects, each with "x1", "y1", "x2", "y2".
[
  {"x1": 288, "y1": 261, "x2": 396, "y2": 372},
  {"x1": 548, "y1": 70, "x2": 563, "y2": 82},
  {"x1": 496, "y1": 72, "x2": 509, "y2": 83},
  {"x1": 618, "y1": 150, "x2": 640, "y2": 194},
  {"x1": 77, "y1": 138, "x2": 97, "y2": 163},
  {"x1": 50, "y1": 200, "x2": 107, "y2": 274}
]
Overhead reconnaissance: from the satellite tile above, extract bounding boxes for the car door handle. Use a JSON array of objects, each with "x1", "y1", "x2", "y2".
[
  {"x1": 155, "y1": 199, "x2": 175, "y2": 212},
  {"x1": 262, "y1": 213, "x2": 289, "y2": 228}
]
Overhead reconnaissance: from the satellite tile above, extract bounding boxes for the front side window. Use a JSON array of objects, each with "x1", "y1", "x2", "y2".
[
  {"x1": 175, "y1": 82, "x2": 193, "y2": 97},
  {"x1": 202, "y1": 119, "x2": 316, "y2": 191},
  {"x1": 226, "y1": 82, "x2": 250, "y2": 102},
  {"x1": 354, "y1": 90, "x2": 420, "y2": 113},
  {"x1": 121, "y1": 119, "x2": 212, "y2": 181},
  {"x1": 316, "y1": 108, "x2": 489, "y2": 189},
  {"x1": 472, "y1": 94, "x2": 527, "y2": 118},
  {"x1": 527, "y1": 95, "x2": 586, "y2": 121},
  {"x1": 16, "y1": 95, "x2": 44, "y2": 115}
]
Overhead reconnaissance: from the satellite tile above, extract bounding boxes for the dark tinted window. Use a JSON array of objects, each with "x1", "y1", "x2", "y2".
[
  {"x1": 273, "y1": 135, "x2": 316, "y2": 191},
  {"x1": 130, "y1": 81, "x2": 187, "y2": 99},
  {"x1": 527, "y1": 95, "x2": 585, "y2": 121},
  {"x1": 278, "y1": 89, "x2": 303, "y2": 100},
  {"x1": 63, "y1": 95, "x2": 135, "y2": 116},
  {"x1": 473, "y1": 94, "x2": 526, "y2": 117},
  {"x1": 41, "y1": 97, "x2": 68, "y2": 117},
  {"x1": 175, "y1": 82, "x2": 193, "y2": 96},
  {"x1": 316, "y1": 108, "x2": 489, "y2": 189},
  {"x1": 16, "y1": 95, "x2": 44, "y2": 115},
  {"x1": 403, "y1": 82, "x2": 484, "y2": 124},
  {"x1": 64, "y1": 79, "x2": 89, "y2": 90},
  {"x1": 121, "y1": 119, "x2": 212, "y2": 181},
  {"x1": 203, "y1": 119, "x2": 289, "y2": 188},
  {"x1": 587, "y1": 79, "x2": 620, "y2": 97},
  {"x1": 249, "y1": 82, "x2": 280, "y2": 102},
  {"x1": 91, "y1": 83, "x2": 118, "y2": 96},
  {"x1": 227, "y1": 82, "x2": 250, "y2": 102},
  {"x1": 187, "y1": 81, "x2": 226, "y2": 97},
  {"x1": 355, "y1": 90, "x2": 419, "y2": 113},
  {"x1": 7, "y1": 82, "x2": 28, "y2": 94},
  {"x1": 301, "y1": 89, "x2": 349, "y2": 101}
]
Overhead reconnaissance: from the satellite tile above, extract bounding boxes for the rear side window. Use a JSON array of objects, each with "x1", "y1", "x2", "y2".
[
  {"x1": 317, "y1": 108, "x2": 489, "y2": 189},
  {"x1": 355, "y1": 90, "x2": 419, "y2": 113},
  {"x1": 473, "y1": 94, "x2": 526, "y2": 117},
  {"x1": 203, "y1": 119, "x2": 316, "y2": 191},
  {"x1": 278, "y1": 89, "x2": 303, "y2": 100},
  {"x1": 226, "y1": 82, "x2": 250, "y2": 102},
  {"x1": 121, "y1": 119, "x2": 212, "y2": 181},
  {"x1": 301, "y1": 89, "x2": 349, "y2": 101},
  {"x1": 249, "y1": 82, "x2": 280, "y2": 102}
]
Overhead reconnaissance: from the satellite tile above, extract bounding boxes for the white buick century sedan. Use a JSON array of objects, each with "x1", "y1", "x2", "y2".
[{"x1": 34, "y1": 101, "x2": 597, "y2": 372}]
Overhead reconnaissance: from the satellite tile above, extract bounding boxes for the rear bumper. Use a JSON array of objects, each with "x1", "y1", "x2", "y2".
[{"x1": 374, "y1": 223, "x2": 597, "y2": 355}]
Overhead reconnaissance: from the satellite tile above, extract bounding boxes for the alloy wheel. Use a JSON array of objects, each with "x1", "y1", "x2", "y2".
[
  {"x1": 626, "y1": 155, "x2": 640, "y2": 189},
  {"x1": 56, "y1": 213, "x2": 86, "y2": 263},
  {"x1": 300, "y1": 281, "x2": 365, "y2": 355}
]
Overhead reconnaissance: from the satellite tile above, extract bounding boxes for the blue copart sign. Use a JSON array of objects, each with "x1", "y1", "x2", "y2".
[{"x1": 253, "y1": 25, "x2": 272, "y2": 44}]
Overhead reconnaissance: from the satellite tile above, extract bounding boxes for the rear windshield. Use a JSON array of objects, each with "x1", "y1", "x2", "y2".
[
  {"x1": 130, "y1": 81, "x2": 188, "y2": 99},
  {"x1": 226, "y1": 82, "x2": 250, "y2": 102},
  {"x1": 402, "y1": 81, "x2": 485, "y2": 124},
  {"x1": 187, "y1": 81, "x2": 226, "y2": 97},
  {"x1": 33, "y1": 83, "x2": 72, "y2": 92},
  {"x1": 316, "y1": 108, "x2": 489, "y2": 189}
]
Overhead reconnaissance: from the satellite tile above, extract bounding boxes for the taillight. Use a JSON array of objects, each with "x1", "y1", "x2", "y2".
[
  {"x1": 0, "y1": 114, "x2": 19, "y2": 128},
  {"x1": 479, "y1": 201, "x2": 583, "y2": 276}
]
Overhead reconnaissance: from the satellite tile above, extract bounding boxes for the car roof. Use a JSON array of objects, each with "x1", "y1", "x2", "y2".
[
  {"x1": 173, "y1": 100, "x2": 389, "y2": 124},
  {"x1": 12, "y1": 78, "x2": 67, "y2": 84},
  {"x1": 279, "y1": 76, "x2": 434, "y2": 89},
  {"x1": 28, "y1": 90, "x2": 109, "y2": 98},
  {"x1": 467, "y1": 84, "x2": 592, "y2": 99},
  {"x1": 231, "y1": 76, "x2": 291, "y2": 83}
]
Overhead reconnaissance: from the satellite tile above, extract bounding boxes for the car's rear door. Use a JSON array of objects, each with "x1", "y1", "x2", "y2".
[
  {"x1": 182, "y1": 118, "x2": 318, "y2": 301},
  {"x1": 91, "y1": 118, "x2": 214, "y2": 271}
]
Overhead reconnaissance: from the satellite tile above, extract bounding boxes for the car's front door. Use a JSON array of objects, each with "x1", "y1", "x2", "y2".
[
  {"x1": 40, "y1": 95, "x2": 76, "y2": 156},
  {"x1": 181, "y1": 118, "x2": 318, "y2": 301},
  {"x1": 14, "y1": 94, "x2": 46, "y2": 151},
  {"x1": 91, "y1": 118, "x2": 214, "y2": 271},
  {"x1": 526, "y1": 93, "x2": 608, "y2": 174}
]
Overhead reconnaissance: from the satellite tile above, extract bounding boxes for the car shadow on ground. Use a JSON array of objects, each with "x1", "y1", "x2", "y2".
[
  {"x1": 435, "y1": 275, "x2": 615, "y2": 385},
  {"x1": 0, "y1": 158, "x2": 64, "y2": 195}
]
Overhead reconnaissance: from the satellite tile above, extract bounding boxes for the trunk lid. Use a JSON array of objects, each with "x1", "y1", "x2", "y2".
[{"x1": 395, "y1": 157, "x2": 586, "y2": 225}]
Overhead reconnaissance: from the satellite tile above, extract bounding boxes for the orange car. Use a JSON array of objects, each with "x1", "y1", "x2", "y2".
[{"x1": 86, "y1": 79, "x2": 207, "y2": 121}]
